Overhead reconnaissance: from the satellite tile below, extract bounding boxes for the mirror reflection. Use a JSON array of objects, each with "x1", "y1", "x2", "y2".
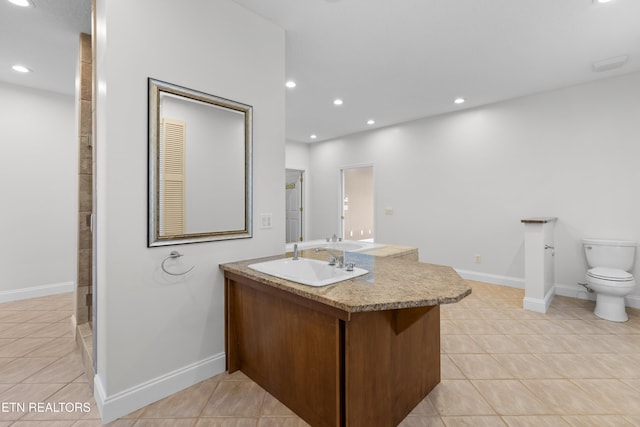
[{"x1": 148, "y1": 79, "x2": 252, "y2": 246}]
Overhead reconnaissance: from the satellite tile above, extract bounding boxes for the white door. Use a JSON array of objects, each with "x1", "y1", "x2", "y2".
[
  {"x1": 286, "y1": 169, "x2": 303, "y2": 243},
  {"x1": 341, "y1": 166, "x2": 374, "y2": 241}
]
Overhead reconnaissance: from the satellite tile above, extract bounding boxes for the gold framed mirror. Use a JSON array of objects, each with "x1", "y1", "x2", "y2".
[{"x1": 148, "y1": 78, "x2": 252, "y2": 247}]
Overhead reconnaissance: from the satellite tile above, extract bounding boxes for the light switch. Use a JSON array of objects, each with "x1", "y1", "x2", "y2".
[
  {"x1": 260, "y1": 213, "x2": 272, "y2": 229},
  {"x1": 384, "y1": 207, "x2": 394, "y2": 215}
]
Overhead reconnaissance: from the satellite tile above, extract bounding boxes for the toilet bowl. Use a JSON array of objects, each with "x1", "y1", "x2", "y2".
[{"x1": 583, "y1": 239, "x2": 636, "y2": 322}]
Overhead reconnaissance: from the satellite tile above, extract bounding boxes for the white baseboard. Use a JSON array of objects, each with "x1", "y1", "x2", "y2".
[
  {"x1": 0, "y1": 281, "x2": 74, "y2": 304},
  {"x1": 523, "y1": 286, "x2": 556, "y2": 313},
  {"x1": 95, "y1": 352, "x2": 226, "y2": 424},
  {"x1": 554, "y1": 282, "x2": 596, "y2": 301},
  {"x1": 457, "y1": 274, "x2": 640, "y2": 311},
  {"x1": 455, "y1": 269, "x2": 524, "y2": 289},
  {"x1": 555, "y1": 282, "x2": 640, "y2": 310}
]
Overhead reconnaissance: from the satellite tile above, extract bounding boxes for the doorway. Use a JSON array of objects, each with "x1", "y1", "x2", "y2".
[
  {"x1": 341, "y1": 165, "x2": 374, "y2": 242},
  {"x1": 285, "y1": 169, "x2": 304, "y2": 243}
]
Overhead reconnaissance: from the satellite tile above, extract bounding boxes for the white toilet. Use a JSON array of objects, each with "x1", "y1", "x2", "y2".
[{"x1": 583, "y1": 239, "x2": 636, "y2": 322}]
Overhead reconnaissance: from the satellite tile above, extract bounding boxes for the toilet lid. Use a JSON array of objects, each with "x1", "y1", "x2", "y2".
[{"x1": 587, "y1": 267, "x2": 633, "y2": 282}]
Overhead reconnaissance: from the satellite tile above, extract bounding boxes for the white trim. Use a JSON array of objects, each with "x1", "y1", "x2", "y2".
[
  {"x1": 555, "y1": 282, "x2": 640, "y2": 310},
  {"x1": 455, "y1": 275, "x2": 640, "y2": 311},
  {"x1": 627, "y1": 294, "x2": 640, "y2": 310},
  {"x1": 523, "y1": 286, "x2": 555, "y2": 313},
  {"x1": 554, "y1": 282, "x2": 596, "y2": 301},
  {"x1": 0, "y1": 281, "x2": 74, "y2": 304},
  {"x1": 95, "y1": 352, "x2": 225, "y2": 424},
  {"x1": 454, "y1": 269, "x2": 524, "y2": 289}
]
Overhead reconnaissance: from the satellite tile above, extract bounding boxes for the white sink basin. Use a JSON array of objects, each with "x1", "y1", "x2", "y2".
[{"x1": 248, "y1": 257, "x2": 368, "y2": 287}]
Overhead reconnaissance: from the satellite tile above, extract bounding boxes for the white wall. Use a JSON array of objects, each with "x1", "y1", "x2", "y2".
[
  {"x1": 94, "y1": 0, "x2": 284, "y2": 422},
  {"x1": 0, "y1": 82, "x2": 76, "y2": 301},
  {"x1": 303, "y1": 72, "x2": 640, "y2": 302}
]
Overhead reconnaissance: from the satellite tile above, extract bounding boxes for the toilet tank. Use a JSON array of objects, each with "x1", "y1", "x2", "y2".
[{"x1": 583, "y1": 239, "x2": 637, "y2": 271}]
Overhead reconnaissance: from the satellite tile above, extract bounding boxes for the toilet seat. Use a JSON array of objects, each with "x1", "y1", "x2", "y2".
[{"x1": 587, "y1": 267, "x2": 633, "y2": 282}]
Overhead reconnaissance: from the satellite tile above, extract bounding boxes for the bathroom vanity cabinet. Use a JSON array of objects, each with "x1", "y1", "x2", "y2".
[{"x1": 220, "y1": 252, "x2": 470, "y2": 427}]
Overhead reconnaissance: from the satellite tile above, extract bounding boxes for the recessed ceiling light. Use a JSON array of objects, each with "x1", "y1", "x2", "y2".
[
  {"x1": 367, "y1": 119, "x2": 375, "y2": 125},
  {"x1": 310, "y1": 134, "x2": 317, "y2": 140},
  {"x1": 8, "y1": 0, "x2": 30, "y2": 6},
  {"x1": 12, "y1": 64, "x2": 31, "y2": 73},
  {"x1": 285, "y1": 80, "x2": 296, "y2": 88},
  {"x1": 454, "y1": 97, "x2": 465, "y2": 104},
  {"x1": 333, "y1": 99, "x2": 343, "y2": 106},
  {"x1": 594, "y1": 0, "x2": 613, "y2": 3}
]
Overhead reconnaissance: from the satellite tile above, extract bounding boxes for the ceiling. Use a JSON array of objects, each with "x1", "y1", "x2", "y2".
[
  {"x1": 2, "y1": 0, "x2": 639, "y2": 143},
  {"x1": 0, "y1": 0, "x2": 91, "y2": 96}
]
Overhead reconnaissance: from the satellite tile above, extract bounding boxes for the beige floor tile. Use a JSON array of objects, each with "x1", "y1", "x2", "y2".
[
  {"x1": 476, "y1": 309, "x2": 519, "y2": 320},
  {"x1": 398, "y1": 415, "x2": 446, "y2": 426},
  {"x1": 10, "y1": 421, "x2": 76, "y2": 426},
  {"x1": 571, "y1": 379, "x2": 640, "y2": 414},
  {"x1": 588, "y1": 319, "x2": 639, "y2": 335},
  {"x1": 502, "y1": 415, "x2": 569, "y2": 426},
  {"x1": 133, "y1": 419, "x2": 197, "y2": 427},
  {"x1": 442, "y1": 335, "x2": 485, "y2": 354},
  {"x1": 470, "y1": 335, "x2": 529, "y2": 354},
  {"x1": 562, "y1": 414, "x2": 635, "y2": 426},
  {"x1": 0, "y1": 383, "x2": 65, "y2": 421},
  {"x1": 259, "y1": 392, "x2": 296, "y2": 417},
  {"x1": 22, "y1": 352, "x2": 84, "y2": 384},
  {"x1": 201, "y1": 380, "x2": 265, "y2": 417},
  {"x1": 526, "y1": 320, "x2": 573, "y2": 335},
  {"x1": 622, "y1": 379, "x2": 640, "y2": 391},
  {"x1": 520, "y1": 379, "x2": 606, "y2": 414},
  {"x1": 408, "y1": 395, "x2": 439, "y2": 416},
  {"x1": 441, "y1": 320, "x2": 465, "y2": 335},
  {"x1": 0, "y1": 322, "x2": 48, "y2": 339},
  {"x1": 624, "y1": 415, "x2": 640, "y2": 425},
  {"x1": 441, "y1": 355, "x2": 466, "y2": 380},
  {"x1": 257, "y1": 417, "x2": 310, "y2": 427},
  {"x1": 441, "y1": 416, "x2": 507, "y2": 426},
  {"x1": 195, "y1": 418, "x2": 257, "y2": 427},
  {"x1": 19, "y1": 383, "x2": 97, "y2": 421},
  {"x1": 140, "y1": 378, "x2": 219, "y2": 419},
  {"x1": 0, "y1": 337, "x2": 53, "y2": 357},
  {"x1": 558, "y1": 334, "x2": 617, "y2": 353},
  {"x1": 452, "y1": 320, "x2": 501, "y2": 335},
  {"x1": 490, "y1": 354, "x2": 562, "y2": 379},
  {"x1": 24, "y1": 337, "x2": 76, "y2": 358},
  {"x1": 428, "y1": 380, "x2": 495, "y2": 416},
  {"x1": 3, "y1": 283, "x2": 640, "y2": 426},
  {"x1": 560, "y1": 319, "x2": 611, "y2": 334},
  {"x1": 472, "y1": 380, "x2": 550, "y2": 415},
  {"x1": 597, "y1": 334, "x2": 640, "y2": 353},
  {"x1": 0, "y1": 356, "x2": 58, "y2": 383},
  {"x1": 448, "y1": 354, "x2": 514, "y2": 379},
  {"x1": 28, "y1": 321, "x2": 74, "y2": 338},
  {"x1": 517, "y1": 334, "x2": 572, "y2": 353},
  {"x1": 535, "y1": 354, "x2": 616, "y2": 379},
  {"x1": 486, "y1": 320, "x2": 537, "y2": 335}
]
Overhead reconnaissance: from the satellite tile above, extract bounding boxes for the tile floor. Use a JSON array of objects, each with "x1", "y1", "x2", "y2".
[{"x1": 0, "y1": 281, "x2": 639, "y2": 426}]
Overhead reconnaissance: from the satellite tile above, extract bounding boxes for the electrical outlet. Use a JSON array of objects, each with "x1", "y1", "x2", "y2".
[{"x1": 474, "y1": 254, "x2": 481, "y2": 264}]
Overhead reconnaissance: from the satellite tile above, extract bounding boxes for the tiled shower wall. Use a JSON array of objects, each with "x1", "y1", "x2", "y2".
[{"x1": 75, "y1": 32, "x2": 92, "y2": 326}]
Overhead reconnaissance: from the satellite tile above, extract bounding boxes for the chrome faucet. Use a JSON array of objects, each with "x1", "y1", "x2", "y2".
[
  {"x1": 315, "y1": 247, "x2": 344, "y2": 268},
  {"x1": 292, "y1": 243, "x2": 299, "y2": 260}
]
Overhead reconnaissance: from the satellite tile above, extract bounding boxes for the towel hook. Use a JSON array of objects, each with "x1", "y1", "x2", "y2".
[{"x1": 161, "y1": 251, "x2": 195, "y2": 276}]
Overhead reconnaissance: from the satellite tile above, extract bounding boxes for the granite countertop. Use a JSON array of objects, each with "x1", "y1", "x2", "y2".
[{"x1": 220, "y1": 249, "x2": 471, "y2": 314}]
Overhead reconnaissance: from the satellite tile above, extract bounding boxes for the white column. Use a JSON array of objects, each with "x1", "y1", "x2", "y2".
[{"x1": 521, "y1": 217, "x2": 557, "y2": 313}]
